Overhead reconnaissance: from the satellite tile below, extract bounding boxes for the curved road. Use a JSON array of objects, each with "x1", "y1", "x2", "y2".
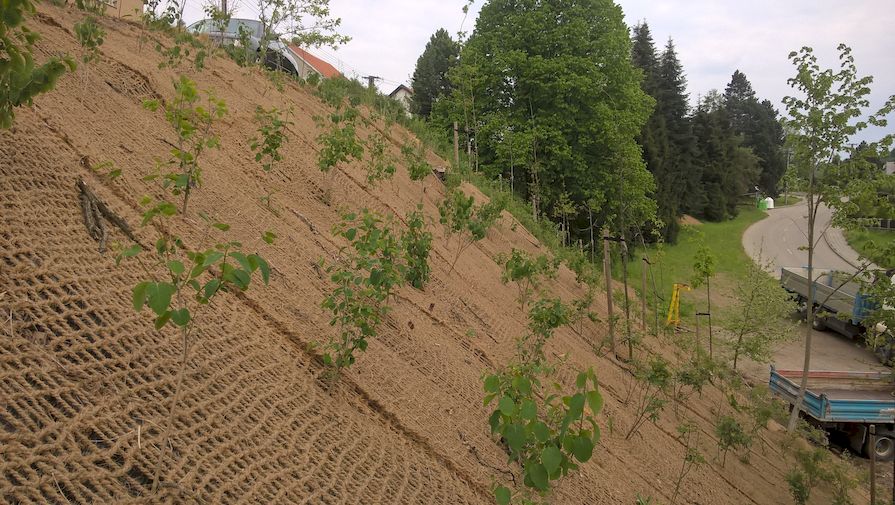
[
  {"x1": 742, "y1": 199, "x2": 865, "y2": 276},
  {"x1": 739, "y1": 199, "x2": 884, "y2": 375}
]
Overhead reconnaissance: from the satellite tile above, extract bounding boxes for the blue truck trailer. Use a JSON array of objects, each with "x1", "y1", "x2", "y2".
[{"x1": 769, "y1": 366, "x2": 895, "y2": 460}]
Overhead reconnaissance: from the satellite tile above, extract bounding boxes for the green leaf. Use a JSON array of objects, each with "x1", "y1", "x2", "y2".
[
  {"x1": 117, "y1": 244, "x2": 142, "y2": 265},
  {"x1": 154, "y1": 311, "x2": 172, "y2": 330},
  {"x1": 576, "y1": 371, "x2": 587, "y2": 389},
  {"x1": 132, "y1": 281, "x2": 150, "y2": 311},
  {"x1": 147, "y1": 282, "x2": 175, "y2": 316},
  {"x1": 167, "y1": 260, "x2": 185, "y2": 275},
  {"x1": 262, "y1": 230, "x2": 277, "y2": 244},
  {"x1": 171, "y1": 308, "x2": 190, "y2": 327},
  {"x1": 494, "y1": 485, "x2": 511, "y2": 505},
  {"x1": 568, "y1": 393, "x2": 585, "y2": 418},
  {"x1": 213, "y1": 222, "x2": 230, "y2": 231},
  {"x1": 498, "y1": 396, "x2": 515, "y2": 416},
  {"x1": 572, "y1": 435, "x2": 594, "y2": 462},
  {"x1": 531, "y1": 421, "x2": 550, "y2": 443},
  {"x1": 503, "y1": 423, "x2": 525, "y2": 453},
  {"x1": 484, "y1": 375, "x2": 500, "y2": 393},
  {"x1": 519, "y1": 399, "x2": 537, "y2": 420},
  {"x1": 512, "y1": 375, "x2": 531, "y2": 396},
  {"x1": 587, "y1": 390, "x2": 603, "y2": 415},
  {"x1": 253, "y1": 255, "x2": 270, "y2": 285},
  {"x1": 203, "y1": 279, "x2": 221, "y2": 300},
  {"x1": 525, "y1": 461, "x2": 549, "y2": 491},
  {"x1": 541, "y1": 445, "x2": 562, "y2": 476}
]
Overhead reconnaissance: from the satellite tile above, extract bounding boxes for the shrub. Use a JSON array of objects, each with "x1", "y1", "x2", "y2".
[
  {"x1": 624, "y1": 357, "x2": 672, "y2": 440},
  {"x1": 439, "y1": 189, "x2": 506, "y2": 272},
  {"x1": 714, "y1": 414, "x2": 751, "y2": 467},
  {"x1": 401, "y1": 205, "x2": 432, "y2": 289},
  {"x1": 486, "y1": 365, "x2": 603, "y2": 502},
  {"x1": 250, "y1": 106, "x2": 292, "y2": 172},
  {"x1": 74, "y1": 16, "x2": 105, "y2": 64},
  {"x1": 143, "y1": 76, "x2": 226, "y2": 214},
  {"x1": 498, "y1": 248, "x2": 558, "y2": 311},
  {"x1": 321, "y1": 209, "x2": 403, "y2": 372}
]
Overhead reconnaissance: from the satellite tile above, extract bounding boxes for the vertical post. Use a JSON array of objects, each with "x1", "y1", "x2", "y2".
[
  {"x1": 603, "y1": 233, "x2": 615, "y2": 356},
  {"x1": 621, "y1": 239, "x2": 633, "y2": 360},
  {"x1": 221, "y1": 0, "x2": 227, "y2": 15},
  {"x1": 707, "y1": 276, "x2": 713, "y2": 359},
  {"x1": 871, "y1": 424, "x2": 877, "y2": 505},
  {"x1": 453, "y1": 121, "x2": 460, "y2": 170},
  {"x1": 641, "y1": 257, "x2": 648, "y2": 332}
]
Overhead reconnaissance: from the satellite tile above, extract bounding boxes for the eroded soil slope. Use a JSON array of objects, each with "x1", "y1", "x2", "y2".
[{"x1": 1, "y1": 5, "x2": 844, "y2": 504}]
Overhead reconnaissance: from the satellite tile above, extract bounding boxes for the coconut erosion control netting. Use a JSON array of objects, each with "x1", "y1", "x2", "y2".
[{"x1": 0, "y1": 115, "x2": 485, "y2": 504}]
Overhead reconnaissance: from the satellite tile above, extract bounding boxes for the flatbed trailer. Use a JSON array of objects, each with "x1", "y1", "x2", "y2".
[
  {"x1": 780, "y1": 267, "x2": 875, "y2": 339},
  {"x1": 769, "y1": 366, "x2": 895, "y2": 460}
]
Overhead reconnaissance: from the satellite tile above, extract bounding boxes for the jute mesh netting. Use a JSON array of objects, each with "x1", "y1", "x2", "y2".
[{"x1": 0, "y1": 110, "x2": 483, "y2": 503}]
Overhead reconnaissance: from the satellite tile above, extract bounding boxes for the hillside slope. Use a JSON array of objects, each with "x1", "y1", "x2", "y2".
[{"x1": 1, "y1": 5, "x2": 842, "y2": 504}]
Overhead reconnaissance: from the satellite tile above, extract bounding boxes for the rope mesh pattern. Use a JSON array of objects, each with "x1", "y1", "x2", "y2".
[{"x1": 0, "y1": 104, "x2": 482, "y2": 504}]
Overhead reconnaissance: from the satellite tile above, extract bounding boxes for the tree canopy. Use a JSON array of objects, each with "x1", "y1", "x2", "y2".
[
  {"x1": 436, "y1": 0, "x2": 657, "y2": 242},
  {"x1": 410, "y1": 29, "x2": 460, "y2": 118}
]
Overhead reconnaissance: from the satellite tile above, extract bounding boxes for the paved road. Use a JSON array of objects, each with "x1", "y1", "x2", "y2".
[
  {"x1": 742, "y1": 199, "x2": 862, "y2": 277},
  {"x1": 739, "y1": 199, "x2": 886, "y2": 376}
]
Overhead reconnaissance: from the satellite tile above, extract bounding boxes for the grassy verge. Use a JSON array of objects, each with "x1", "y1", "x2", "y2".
[
  {"x1": 844, "y1": 228, "x2": 895, "y2": 269},
  {"x1": 624, "y1": 207, "x2": 768, "y2": 319},
  {"x1": 776, "y1": 194, "x2": 802, "y2": 207}
]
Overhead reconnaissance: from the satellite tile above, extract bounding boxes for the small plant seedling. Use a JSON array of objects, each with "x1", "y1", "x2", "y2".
[
  {"x1": 671, "y1": 422, "x2": 705, "y2": 504},
  {"x1": 117, "y1": 202, "x2": 271, "y2": 493},
  {"x1": 498, "y1": 248, "x2": 558, "y2": 311},
  {"x1": 365, "y1": 132, "x2": 396, "y2": 186},
  {"x1": 143, "y1": 75, "x2": 226, "y2": 214},
  {"x1": 439, "y1": 189, "x2": 505, "y2": 272},
  {"x1": 485, "y1": 365, "x2": 603, "y2": 502},
  {"x1": 401, "y1": 141, "x2": 431, "y2": 195},
  {"x1": 519, "y1": 297, "x2": 569, "y2": 364},
  {"x1": 250, "y1": 106, "x2": 292, "y2": 172},
  {"x1": 624, "y1": 357, "x2": 671, "y2": 440},
  {"x1": 714, "y1": 414, "x2": 751, "y2": 467},
  {"x1": 320, "y1": 209, "x2": 404, "y2": 374},
  {"x1": 74, "y1": 16, "x2": 105, "y2": 64},
  {"x1": 1, "y1": 0, "x2": 76, "y2": 129},
  {"x1": 401, "y1": 204, "x2": 433, "y2": 290}
]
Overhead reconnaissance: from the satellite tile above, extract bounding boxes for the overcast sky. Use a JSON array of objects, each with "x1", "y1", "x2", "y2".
[{"x1": 184, "y1": 0, "x2": 894, "y2": 143}]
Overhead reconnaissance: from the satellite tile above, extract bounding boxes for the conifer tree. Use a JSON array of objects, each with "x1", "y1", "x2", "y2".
[{"x1": 410, "y1": 28, "x2": 460, "y2": 118}]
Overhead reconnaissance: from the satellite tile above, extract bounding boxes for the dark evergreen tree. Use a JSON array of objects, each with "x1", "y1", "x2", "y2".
[
  {"x1": 693, "y1": 91, "x2": 760, "y2": 220},
  {"x1": 631, "y1": 24, "x2": 678, "y2": 241},
  {"x1": 410, "y1": 29, "x2": 460, "y2": 118},
  {"x1": 723, "y1": 70, "x2": 786, "y2": 195},
  {"x1": 656, "y1": 39, "x2": 699, "y2": 237}
]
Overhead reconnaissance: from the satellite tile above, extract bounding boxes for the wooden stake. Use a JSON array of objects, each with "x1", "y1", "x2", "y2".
[
  {"x1": 641, "y1": 257, "x2": 648, "y2": 332},
  {"x1": 452, "y1": 121, "x2": 460, "y2": 170}
]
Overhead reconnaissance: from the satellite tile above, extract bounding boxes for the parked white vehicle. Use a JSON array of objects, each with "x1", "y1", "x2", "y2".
[{"x1": 186, "y1": 18, "x2": 301, "y2": 75}]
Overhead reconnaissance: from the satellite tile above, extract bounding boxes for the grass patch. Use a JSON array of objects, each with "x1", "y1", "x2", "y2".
[
  {"x1": 844, "y1": 228, "x2": 895, "y2": 269},
  {"x1": 623, "y1": 207, "x2": 768, "y2": 320},
  {"x1": 776, "y1": 194, "x2": 802, "y2": 207}
]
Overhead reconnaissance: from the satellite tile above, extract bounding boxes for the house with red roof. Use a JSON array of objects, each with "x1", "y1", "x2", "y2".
[{"x1": 287, "y1": 46, "x2": 342, "y2": 80}]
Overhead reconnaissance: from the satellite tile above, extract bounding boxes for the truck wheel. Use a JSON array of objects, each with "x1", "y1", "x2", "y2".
[
  {"x1": 864, "y1": 434, "x2": 895, "y2": 462},
  {"x1": 811, "y1": 316, "x2": 827, "y2": 331}
]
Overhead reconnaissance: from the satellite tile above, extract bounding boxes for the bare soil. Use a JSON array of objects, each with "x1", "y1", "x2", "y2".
[{"x1": 0, "y1": 5, "x2": 864, "y2": 504}]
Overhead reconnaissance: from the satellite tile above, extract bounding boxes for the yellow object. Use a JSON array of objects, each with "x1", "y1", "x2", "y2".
[{"x1": 666, "y1": 283, "x2": 691, "y2": 327}]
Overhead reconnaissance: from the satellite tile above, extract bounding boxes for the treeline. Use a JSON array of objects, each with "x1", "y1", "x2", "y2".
[
  {"x1": 410, "y1": 1, "x2": 786, "y2": 243},
  {"x1": 631, "y1": 23, "x2": 785, "y2": 241}
]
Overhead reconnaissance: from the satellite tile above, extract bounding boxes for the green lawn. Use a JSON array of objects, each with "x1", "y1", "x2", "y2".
[
  {"x1": 776, "y1": 194, "x2": 802, "y2": 207},
  {"x1": 622, "y1": 207, "x2": 768, "y2": 320},
  {"x1": 844, "y1": 228, "x2": 895, "y2": 269}
]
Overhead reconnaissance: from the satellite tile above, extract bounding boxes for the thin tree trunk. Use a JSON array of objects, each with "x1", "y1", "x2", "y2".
[
  {"x1": 603, "y1": 235, "x2": 615, "y2": 355},
  {"x1": 788, "y1": 189, "x2": 817, "y2": 432}
]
